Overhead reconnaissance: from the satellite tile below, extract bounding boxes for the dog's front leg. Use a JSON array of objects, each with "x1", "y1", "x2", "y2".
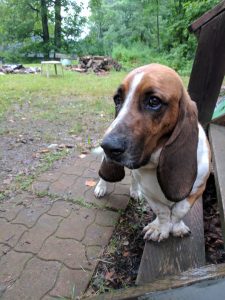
[
  {"x1": 171, "y1": 199, "x2": 192, "y2": 237},
  {"x1": 130, "y1": 172, "x2": 142, "y2": 200},
  {"x1": 94, "y1": 178, "x2": 107, "y2": 198},
  {"x1": 143, "y1": 198, "x2": 172, "y2": 242}
]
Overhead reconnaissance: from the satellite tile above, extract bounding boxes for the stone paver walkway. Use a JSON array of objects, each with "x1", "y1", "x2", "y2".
[{"x1": 0, "y1": 153, "x2": 131, "y2": 299}]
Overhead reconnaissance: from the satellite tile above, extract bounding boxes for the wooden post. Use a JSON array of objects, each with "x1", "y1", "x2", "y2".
[
  {"x1": 188, "y1": 6, "x2": 225, "y2": 126},
  {"x1": 136, "y1": 199, "x2": 205, "y2": 285}
]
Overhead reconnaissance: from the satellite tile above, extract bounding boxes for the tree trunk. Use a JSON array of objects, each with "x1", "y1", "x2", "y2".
[
  {"x1": 54, "y1": 0, "x2": 62, "y2": 53},
  {"x1": 40, "y1": 0, "x2": 50, "y2": 58}
]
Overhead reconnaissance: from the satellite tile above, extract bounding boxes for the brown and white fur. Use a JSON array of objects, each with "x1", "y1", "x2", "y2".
[{"x1": 94, "y1": 64, "x2": 211, "y2": 242}]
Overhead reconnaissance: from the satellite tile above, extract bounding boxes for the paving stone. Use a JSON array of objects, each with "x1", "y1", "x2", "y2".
[
  {"x1": 32, "y1": 181, "x2": 50, "y2": 194},
  {"x1": 106, "y1": 194, "x2": 130, "y2": 210},
  {"x1": 42, "y1": 296, "x2": 56, "y2": 300},
  {"x1": 0, "y1": 245, "x2": 10, "y2": 257},
  {"x1": 2, "y1": 257, "x2": 60, "y2": 300},
  {"x1": 84, "y1": 184, "x2": 115, "y2": 208},
  {"x1": 48, "y1": 174, "x2": 76, "y2": 196},
  {"x1": 36, "y1": 170, "x2": 62, "y2": 183},
  {"x1": 83, "y1": 223, "x2": 114, "y2": 247},
  {"x1": 82, "y1": 167, "x2": 99, "y2": 179},
  {"x1": 47, "y1": 200, "x2": 73, "y2": 217},
  {"x1": 61, "y1": 164, "x2": 86, "y2": 176},
  {"x1": 56, "y1": 207, "x2": 96, "y2": 241},
  {"x1": 50, "y1": 266, "x2": 92, "y2": 298},
  {"x1": 86, "y1": 245, "x2": 102, "y2": 262},
  {"x1": 95, "y1": 210, "x2": 119, "y2": 227},
  {"x1": 67, "y1": 177, "x2": 90, "y2": 199},
  {"x1": 120, "y1": 170, "x2": 132, "y2": 185},
  {"x1": 0, "y1": 219, "x2": 26, "y2": 247},
  {"x1": 15, "y1": 214, "x2": 62, "y2": 254},
  {"x1": 12, "y1": 201, "x2": 50, "y2": 228},
  {"x1": 114, "y1": 183, "x2": 130, "y2": 195},
  {"x1": 0, "y1": 251, "x2": 32, "y2": 291},
  {"x1": 0, "y1": 202, "x2": 22, "y2": 222},
  {"x1": 38, "y1": 236, "x2": 90, "y2": 269}
]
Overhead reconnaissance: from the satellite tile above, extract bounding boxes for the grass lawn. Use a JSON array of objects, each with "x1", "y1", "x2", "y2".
[
  {"x1": 0, "y1": 67, "x2": 189, "y2": 122},
  {"x1": 0, "y1": 67, "x2": 189, "y2": 195}
]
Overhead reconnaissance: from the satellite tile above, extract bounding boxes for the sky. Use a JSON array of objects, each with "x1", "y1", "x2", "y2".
[{"x1": 77, "y1": 0, "x2": 91, "y2": 18}]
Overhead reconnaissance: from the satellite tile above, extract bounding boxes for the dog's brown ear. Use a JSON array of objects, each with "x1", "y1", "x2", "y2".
[
  {"x1": 157, "y1": 89, "x2": 198, "y2": 202},
  {"x1": 99, "y1": 157, "x2": 125, "y2": 182}
]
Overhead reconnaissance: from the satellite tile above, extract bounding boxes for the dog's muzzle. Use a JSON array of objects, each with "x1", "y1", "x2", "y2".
[{"x1": 101, "y1": 134, "x2": 127, "y2": 161}]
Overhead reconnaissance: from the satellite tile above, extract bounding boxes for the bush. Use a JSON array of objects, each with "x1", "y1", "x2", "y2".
[{"x1": 111, "y1": 43, "x2": 193, "y2": 76}]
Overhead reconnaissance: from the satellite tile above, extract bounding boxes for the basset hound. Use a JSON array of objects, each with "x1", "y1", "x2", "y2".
[{"x1": 94, "y1": 64, "x2": 211, "y2": 242}]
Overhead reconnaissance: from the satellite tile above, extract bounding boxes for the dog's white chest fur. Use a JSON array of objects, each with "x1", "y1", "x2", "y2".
[{"x1": 132, "y1": 166, "x2": 173, "y2": 207}]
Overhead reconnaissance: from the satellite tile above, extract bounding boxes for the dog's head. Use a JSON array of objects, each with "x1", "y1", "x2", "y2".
[{"x1": 99, "y1": 64, "x2": 198, "y2": 201}]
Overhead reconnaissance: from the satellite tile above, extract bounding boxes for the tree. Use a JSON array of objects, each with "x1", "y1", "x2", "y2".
[{"x1": 0, "y1": 0, "x2": 86, "y2": 60}]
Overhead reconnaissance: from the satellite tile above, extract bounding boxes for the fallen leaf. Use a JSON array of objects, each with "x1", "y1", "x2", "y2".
[
  {"x1": 85, "y1": 180, "x2": 97, "y2": 187},
  {"x1": 105, "y1": 270, "x2": 115, "y2": 282},
  {"x1": 123, "y1": 251, "x2": 130, "y2": 257},
  {"x1": 39, "y1": 149, "x2": 50, "y2": 153}
]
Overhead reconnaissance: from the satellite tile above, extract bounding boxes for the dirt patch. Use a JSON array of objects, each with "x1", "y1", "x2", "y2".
[
  {"x1": 88, "y1": 175, "x2": 225, "y2": 296},
  {"x1": 0, "y1": 98, "x2": 110, "y2": 194}
]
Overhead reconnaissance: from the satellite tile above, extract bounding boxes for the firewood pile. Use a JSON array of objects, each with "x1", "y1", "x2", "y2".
[
  {"x1": 68, "y1": 56, "x2": 122, "y2": 73},
  {"x1": 0, "y1": 64, "x2": 40, "y2": 75}
]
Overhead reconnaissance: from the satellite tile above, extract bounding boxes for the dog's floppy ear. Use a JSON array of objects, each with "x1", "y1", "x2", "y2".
[
  {"x1": 99, "y1": 157, "x2": 125, "y2": 182},
  {"x1": 157, "y1": 89, "x2": 198, "y2": 202}
]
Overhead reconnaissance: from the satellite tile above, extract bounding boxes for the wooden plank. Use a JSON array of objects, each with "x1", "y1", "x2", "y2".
[
  {"x1": 209, "y1": 124, "x2": 225, "y2": 242},
  {"x1": 188, "y1": 11, "x2": 225, "y2": 126},
  {"x1": 189, "y1": 0, "x2": 225, "y2": 33},
  {"x1": 136, "y1": 198, "x2": 205, "y2": 285},
  {"x1": 91, "y1": 263, "x2": 225, "y2": 300}
]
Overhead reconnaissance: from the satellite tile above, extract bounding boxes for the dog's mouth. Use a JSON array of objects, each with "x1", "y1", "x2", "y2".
[{"x1": 104, "y1": 151, "x2": 150, "y2": 170}]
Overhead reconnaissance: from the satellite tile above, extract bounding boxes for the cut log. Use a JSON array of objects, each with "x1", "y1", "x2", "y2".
[{"x1": 74, "y1": 55, "x2": 122, "y2": 73}]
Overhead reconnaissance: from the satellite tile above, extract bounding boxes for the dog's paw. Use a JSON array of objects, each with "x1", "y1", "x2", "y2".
[
  {"x1": 172, "y1": 220, "x2": 191, "y2": 237},
  {"x1": 143, "y1": 218, "x2": 172, "y2": 242},
  {"x1": 130, "y1": 188, "x2": 142, "y2": 200},
  {"x1": 94, "y1": 180, "x2": 107, "y2": 198}
]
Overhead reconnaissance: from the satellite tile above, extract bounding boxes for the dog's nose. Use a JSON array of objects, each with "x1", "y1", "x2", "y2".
[{"x1": 101, "y1": 136, "x2": 126, "y2": 158}]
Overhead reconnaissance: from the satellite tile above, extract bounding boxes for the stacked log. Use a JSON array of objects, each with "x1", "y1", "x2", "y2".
[
  {"x1": 0, "y1": 64, "x2": 40, "y2": 75},
  {"x1": 70, "y1": 56, "x2": 122, "y2": 73}
]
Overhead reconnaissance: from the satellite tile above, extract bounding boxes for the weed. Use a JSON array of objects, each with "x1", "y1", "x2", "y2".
[
  {"x1": 70, "y1": 197, "x2": 93, "y2": 209},
  {"x1": 69, "y1": 123, "x2": 83, "y2": 135},
  {"x1": 15, "y1": 174, "x2": 34, "y2": 191},
  {"x1": 0, "y1": 192, "x2": 6, "y2": 201}
]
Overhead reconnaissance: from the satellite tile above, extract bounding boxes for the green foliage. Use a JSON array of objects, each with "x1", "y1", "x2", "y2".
[
  {"x1": 0, "y1": 0, "x2": 221, "y2": 73},
  {"x1": 0, "y1": 0, "x2": 86, "y2": 61},
  {"x1": 82, "y1": 0, "x2": 220, "y2": 74}
]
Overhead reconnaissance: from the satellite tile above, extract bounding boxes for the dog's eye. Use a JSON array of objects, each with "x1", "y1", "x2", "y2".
[{"x1": 145, "y1": 96, "x2": 162, "y2": 111}]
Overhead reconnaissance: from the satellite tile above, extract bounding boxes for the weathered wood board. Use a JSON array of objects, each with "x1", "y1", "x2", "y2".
[
  {"x1": 189, "y1": 0, "x2": 225, "y2": 33},
  {"x1": 209, "y1": 124, "x2": 225, "y2": 242},
  {"x1": 136, "y1": 198, "x2": 205, "y2": 285},
  {"x1": 91, "y1": 263, "x2": 225, "y2": 300},
  {"x1": 188, "y1": 10, "x2": 225, "y2": 126}
]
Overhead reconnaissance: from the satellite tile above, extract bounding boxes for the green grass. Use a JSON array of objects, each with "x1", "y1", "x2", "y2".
[
  {"x1": 0, "y1": 66, "x2": 191, "y2": 122},
  {"x1": 0, "y1": 68, "x2": 126, "y2": 121}
]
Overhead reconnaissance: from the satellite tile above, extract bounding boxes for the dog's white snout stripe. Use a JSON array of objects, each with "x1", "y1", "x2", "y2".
[{"x1": 106, "y1": 72, "x2": 144, "y2": 135}]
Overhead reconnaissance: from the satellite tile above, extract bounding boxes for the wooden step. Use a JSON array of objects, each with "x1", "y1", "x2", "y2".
[{"x1": 209, "y1": 124, "x2": 225, "y2": 241}]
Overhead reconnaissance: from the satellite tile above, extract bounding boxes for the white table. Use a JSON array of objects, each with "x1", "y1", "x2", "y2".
[{"x1": 41, "y1": 61, "x2": 64, "y2": 77}]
